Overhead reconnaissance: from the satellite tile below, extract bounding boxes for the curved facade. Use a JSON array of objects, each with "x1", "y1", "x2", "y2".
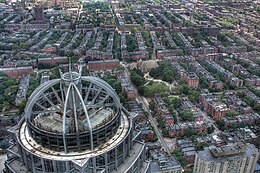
[{"x1": 4, "y1": 66, "x2": 150, "y2": 173}]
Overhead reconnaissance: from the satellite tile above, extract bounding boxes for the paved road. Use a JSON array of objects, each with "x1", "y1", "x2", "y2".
[
  {"x1": 121, "y1": 63, "x2": 171, "y2": 155},
  {"x1": 200, "y1": 111, "x2": 221, "y2": 134},
  {"x1": 139, "y1": 96, "x2": 171, "y2": 155}
]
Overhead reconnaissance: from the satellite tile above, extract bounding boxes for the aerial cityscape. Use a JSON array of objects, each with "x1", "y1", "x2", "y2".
[{"x1": 0, "y1": 0, "x2": 259, "y2": 172}]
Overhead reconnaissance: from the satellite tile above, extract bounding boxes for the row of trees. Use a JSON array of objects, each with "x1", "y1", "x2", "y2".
[{"x1": 0, "y1": 72, "x2": 18, "y2": 111}]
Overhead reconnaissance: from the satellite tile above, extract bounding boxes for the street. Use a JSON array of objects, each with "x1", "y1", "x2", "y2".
[{"x1": 121, "y1": 63, "x2": 172, "y2": 155}]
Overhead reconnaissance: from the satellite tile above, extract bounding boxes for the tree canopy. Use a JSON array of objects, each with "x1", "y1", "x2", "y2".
[{"x1": 149, "y1": 61, "x2": 177, "y2": 83}]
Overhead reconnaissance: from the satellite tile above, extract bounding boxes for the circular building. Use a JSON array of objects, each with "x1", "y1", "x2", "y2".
[{"x1": 4, "y1": 67, "x2": 150, "y2": 173}]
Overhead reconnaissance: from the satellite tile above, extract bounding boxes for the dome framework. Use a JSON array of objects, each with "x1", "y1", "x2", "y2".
[{"x1": 4, "y1": 66, "x2": 150, "y2": 173}]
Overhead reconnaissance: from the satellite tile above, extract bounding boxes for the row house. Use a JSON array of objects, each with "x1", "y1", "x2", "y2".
[
  {"x1": 83, "y1": 31, "x2": 115, "y2": 58},
  {"x1": 223, "y1": 113, "x2": 260, "y2": 128},
  {"x1": 179, "y1": 27, "x2": 201, "y2": 35},
  {"x1": 135, "y1": 32, "x2": 146, "y2": 51},
  {"x1": 73, "y1": 31, "x2": 92, "y2": 55},
  {"x1": 167, "y1": 121, "x2": 208, "y2": 137},
  {"x1": 54, "y1": 32, "x2": 68, "y2": 48},
  {"x1": 153, "y1": 11, "x2": 172, "y2": 28},
  {"x1": 88, "y1": 59, "x2": 120, "y2": 71},
  {"x1": 182, "y1": 99, "x2": 204, "y2": 122},
  {"x1": 136, "y1": 122, "x2": 155, "y2": 141},
  {"x1": 26, "y1": 31, "x2": 43, "y2": 45},
  {"x1": 189, "y1": 60, "x2": 224, "y2": 89},
  {"x1": 30, "y1": 31, "x2": 53, "y2": 51},
  {"x1": 163, "y1": 56, "x2": 189, "y2": 62},
  {"x1": 172, "y1": 62, "x2": 199, "y2": 88},
  {"x1": 177, "y1": 32, "x2": 194, "y2": 48},
  {"x1": 145, "y1": 25, "x2": 164, "y2": 33},
  {"x1": 204, "y1": 59, "x2": 243, "y2": 87},
  {"x1": 150, "y1": 31, "x2": 164, "y2": 50},
  {"x1": 62, "y1": 31, "x2": 81, "y2": 52},
  {"x1": 190, "y1": 47, "x2": 218, "y2": 56},
  {"x1": 86, "y1": 50, "x2": 113, "y2": 60},
  {"x1": 235, "y1": 51, "x2": 260, "y2": 62},
  {"x1": 156, "y1": 49, "x2": 183, "y2": 59},
  {"x1": 232, "y1": 64, "x2": 260, "y2": 87},
  {"x1": 76, "y1": 24, "x2": 95, "y2": 30},
  {"x1": 122, "y1": 51, "x2": 148, "y2": 60},
  {"x1": 153, "y1": 95, "x2": 174, "y2": 124},
  {"x1": 177, "y1": 139, "x2": 197, "y2": 164},
  {"x1": 164, "y1": 31, "x2": 178, "y2": 49},
  {"x1": 200, "y1": 93, "x2": 229, "y2": 120},
  {"x1": 224, "y1": 91, "x2": 253, "y2": 114},
  {"x1": 201, "y1": 26, "x2": 220, "y2": 36},
  {"x1": 38, "y1": 56, "x2": 67, "y2": 65},
  {"x1": 218, "y1": 45, "x2": 247, "y2": 54},
  {"x1": 116, "y1": 71, "x2": 136, "y2": 100},
  {"x1": 204, "y1": 53, "x2": 226, "y2": 62},
  {"x1": 105, "y1": 32, "x2": 114, "y2": 53},
  {"x1": 0, "y1": 66, "x2": 33, "y2": 77},
  {"x1": 242, "y1": 90, "x2": 260, "y2": 106},
  {"x1": 23, "y1": 23, "x2": 50, "y2": 30},
  {"x1": 3, "y1": 59, "x2": 36, "y2": 67}
]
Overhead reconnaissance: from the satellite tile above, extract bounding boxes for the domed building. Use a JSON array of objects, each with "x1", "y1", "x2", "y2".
[{"x1": 4, "y1": 66, "x2": 150, "y2": 173}]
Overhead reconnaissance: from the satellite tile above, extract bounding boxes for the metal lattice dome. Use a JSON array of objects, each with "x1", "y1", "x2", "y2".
[{"x1": 25, "y1": 66, "x2": 122, "y2": 153}]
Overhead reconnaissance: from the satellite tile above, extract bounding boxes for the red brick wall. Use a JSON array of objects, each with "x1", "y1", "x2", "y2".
[
  {"x1": 1, "y1": 68, "x2": 33, "y2": 77},
  {"x1": 88, "y1": 61, "x2": 120, "y2": 71}
]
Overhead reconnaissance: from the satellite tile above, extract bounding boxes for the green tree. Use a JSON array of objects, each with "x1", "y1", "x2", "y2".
[
  {"x1": 130, "y1": 68, "x2": 145, "y2": 87},
  {"x1": 179, "y1": 109, "x2": 194, "y2": 121},
  {"x1": 226, "y1": 109, "x2": 239, "y2": 117},
  {"x1": 195, "y1": 142, "x2": 209, "y2": 151},
  {"x1": 216, "y1": 119, "x2": 227, "y2": 131},
  {"x1": 168, "y1": 97, "x2": 181, "y2": 109}
]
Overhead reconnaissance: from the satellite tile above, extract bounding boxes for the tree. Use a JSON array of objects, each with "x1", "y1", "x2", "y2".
[
  {"x1": 149, "y1": 100, "x2": 155, "y2": 111},
  {"x1": 162, "y1": 128, "x2": 169, "y2": 137},
  {"x1": 200, "y1": 76, "x2": 209, "y2": 89},
  {"x1": 149, "y1": 61, "x2": 177, "y2": 83},
  {"x1": 184, "y1": 127, "x2": 195, "y2": 136},
  {"x1": 216, "y1": 119, "x2": 227, "y2": 131},
  {"x1": 207, "y1": 125, "x2": 215, "y2": 134},
  {"x1": 18, "y1": 100, "x2": 27, "y2": 115},
  {"x1": 130, "y1": 68, "x2": 145, "y2": 87},
  {"x1": 169, "y1": 97, "x2": 181, "y2": 109},
  {"x1": 254, "y1": 104, "x2": 260, "y2": 113},
  {"x1": 179, "y1": 109, "x2": 194, "y2": 121},
  {"x1": 229, "y1": 122, "x2": 237, "y2": 129},
  {"x1": 226, "y1": 109, "x2": 239, "y2": 117},
  {"x1": 195, "y1": 142, "x2": 209, "y2": 151},
  {"x1": 173, "y1": 148, "x2": 187, "y2": 166}
]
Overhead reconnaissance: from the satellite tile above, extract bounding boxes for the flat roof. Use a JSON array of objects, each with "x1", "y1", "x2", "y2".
[{"x1": 197, "y1": 143, "x2": 258, "y2": 162}]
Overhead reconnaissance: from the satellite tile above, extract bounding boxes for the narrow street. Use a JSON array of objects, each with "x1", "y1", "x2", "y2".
[
  {"x1": 139, "y1": 96, "x2": 171, "y2": 155},
  {"x1": 121, "y1": 63, "x2": 171, "y2": 155}
]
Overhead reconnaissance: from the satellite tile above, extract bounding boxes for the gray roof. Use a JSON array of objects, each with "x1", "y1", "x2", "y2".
[{"x1": 197, "y1": 143, "x2": 258, "y2": 162}]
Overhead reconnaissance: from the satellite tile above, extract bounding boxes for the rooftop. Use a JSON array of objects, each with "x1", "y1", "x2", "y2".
[{"x1": 197, "y1": 142, "x2": 258, "y2": 162}]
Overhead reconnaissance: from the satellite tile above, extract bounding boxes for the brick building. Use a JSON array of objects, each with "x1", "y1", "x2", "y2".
[
  {"x1": 88, "y1": 59, "x2": 120, "y2": 71},
  {"x1": 173, "y1": 62, "x2": 199, "y2": 88},
  {"x1": 38, "y1": 56, "x2": 67, "y2": 65},
  {"x1": 0, "y1": 66, "x2": 33, "y2": 77},
  {"x1": 200, "y1": 93, "x2": 229, "y2": 120}
]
